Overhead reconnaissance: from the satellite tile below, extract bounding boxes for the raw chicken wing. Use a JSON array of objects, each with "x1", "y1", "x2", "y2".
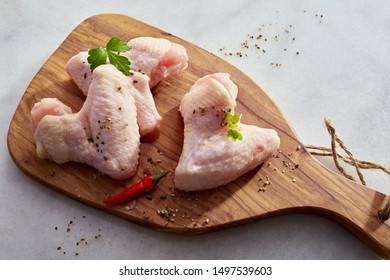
[
  {"x1": 127, "y1": 71, "x2": 162, "y2": 140},
  {"x1": 174, "y1": 73, "x2": 280, "y2": 191},
  {"x1": 125, "y1": 37, "x2": 188, "y2": 88},
  {"x1": 66, "y1": 37, "x2": 188, "y2": 94},
  {"x1": 65, "y1": 37, "x2": 187, "y2": 139},
  {"x1": 32, "y1": 64, "x2": 140, "y2": 179}
]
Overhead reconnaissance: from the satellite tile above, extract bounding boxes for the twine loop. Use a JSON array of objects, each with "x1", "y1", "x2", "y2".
[{"x1": 306, "y1": 118, "x2": 390, "y2": 222}]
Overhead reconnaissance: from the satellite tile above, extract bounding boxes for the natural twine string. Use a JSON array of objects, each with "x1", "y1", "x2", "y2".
[{"x1": 305, "y1": 117, "x2": 390, "y2": 222}]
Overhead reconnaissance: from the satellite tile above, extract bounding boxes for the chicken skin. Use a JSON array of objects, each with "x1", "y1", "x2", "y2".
[
  {"x1": 31, "y1": 65, "x2": 140, "y2": 179},
  {"x1": 174, "y1": 73, "x2": 280, "y2": 191}
]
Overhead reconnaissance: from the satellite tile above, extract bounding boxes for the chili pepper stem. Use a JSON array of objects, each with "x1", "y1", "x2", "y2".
[{"x1": 151, "y1": 171, "x2": 170, "y2": 183}]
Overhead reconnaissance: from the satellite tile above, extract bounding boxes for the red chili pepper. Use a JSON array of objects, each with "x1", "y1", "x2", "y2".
[{"x1": 103, "y1": 171, "x2": 170, "y2": 205}]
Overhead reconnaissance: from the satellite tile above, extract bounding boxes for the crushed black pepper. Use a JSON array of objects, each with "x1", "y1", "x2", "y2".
[
  {"x1": 218, "y1": 10, "x2": 325, "y2": 67},
  {"x1": 54, "y1": 215, "x2": 104, "y2": 257}
]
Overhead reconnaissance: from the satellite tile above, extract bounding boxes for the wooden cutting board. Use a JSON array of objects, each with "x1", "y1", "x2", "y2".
[{"x1": 7, "y1": 14, "x2": 390, "y2": 258}]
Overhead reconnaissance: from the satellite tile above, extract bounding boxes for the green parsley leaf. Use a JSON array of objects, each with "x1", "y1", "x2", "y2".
[
  {"x1": 106, "y1": 37, "x2": 131, "y2": 53},
  {"x1": 231, "y1": 113, "x2": 240, "y2": 124},
  {"x1": 87, "y1": 47, "x2": 107, "y2": 72},
  {"x1": 225, "y1": 112, "x2": 233, "y2": 122},
  {"x1": 107, "y1": 51, "x2": 131, "y2": 76},
  {"x1": 87, "y1": 37, "x2": 132, "y2": 76},
  {"x1": 227, "y1": 129, "x2": 243, "y2": 142},
  {"x1": 225, "y1": 112, "x2": 243, "y2": 142},
  {"x1": 228, "y1": 123, "x2": 238, "y2": 129}
]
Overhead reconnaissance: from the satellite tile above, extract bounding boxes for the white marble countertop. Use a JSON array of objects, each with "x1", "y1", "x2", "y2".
[{"x1": 1, "y1": 0, "x2": 389, "y2": 259}]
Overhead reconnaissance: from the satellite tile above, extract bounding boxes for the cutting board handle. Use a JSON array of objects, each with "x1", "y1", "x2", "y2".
[{"x1": 297, "y1": 150, "x2": 390, "y2": 259}]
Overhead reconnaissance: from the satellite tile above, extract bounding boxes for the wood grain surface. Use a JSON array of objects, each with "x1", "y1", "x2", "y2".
[{"x1": 7, "y1": 14, "x2": 390, "y2": 258}]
